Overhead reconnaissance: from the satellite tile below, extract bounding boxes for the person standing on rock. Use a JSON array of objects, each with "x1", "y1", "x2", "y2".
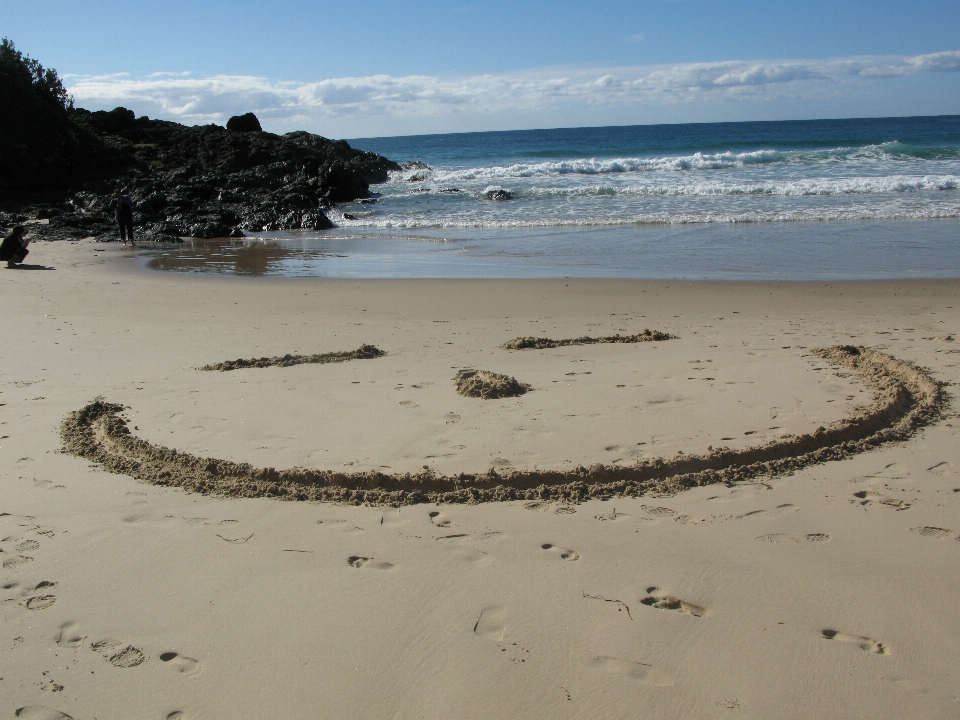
[
  {"x1": 0, "y1": 225, "x2": 30, "y2": 268},
  {"x1": 110, "y1": 188, "x2": 136, "y2": 246}
]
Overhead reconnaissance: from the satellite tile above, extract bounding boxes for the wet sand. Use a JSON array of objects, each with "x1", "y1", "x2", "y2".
[{"x1": 3, "y1": 239, "x2": 960, "y2": 719}]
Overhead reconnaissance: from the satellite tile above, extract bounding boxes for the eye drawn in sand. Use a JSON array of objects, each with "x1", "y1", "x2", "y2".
[
  {"x1": 640, "y1": 587, "x2": 705, "y2": 617},
  {"x1": 738, "y1": 504, "x2": 798, "y2": 520},
  {"x1": 474, "y1": 605, "x2": 505, "y2": 641},
  {"x1": 199, "y1": 344, "x2": 385, "y2": 371},
  {"x1": 428, "y1": 511, "x2": 456, "y2": 527},
  {"x1": 821, "y1": 629, "x2": 890, "y2": 655},
  {"x1": 587, "y1": 655, "x2": 674, "y2": 686},
  {"x1": 347, "y1": 556, "x2": 395, "y2": 570},
  {"x1": 911, "y1": 526, "x2": 953, "y2": 538},
  {"x1": 91, "y1": 640, "x2": 147, "y2": 668},
  {"x1": 853, "y1": 489, "x2": 911, "y2": 510},
  {"x1": 14, "y1": 706, "x2": 75, "y2": 720},
  {"x1": 540, "y1": 543, "x2": 580, "y2": 561},
  {"x1": 502, "y1": 329, "x2": 675, "y2": 350},
  {"x1": 56, "y1": 621, "x2": 86, "y2": 648},
  {"x1": 59, "y1": 346, "x2": 947, "y2": 506},
  {"x1": 160, "y1": 651, "x2": 202, "y2": 676}
]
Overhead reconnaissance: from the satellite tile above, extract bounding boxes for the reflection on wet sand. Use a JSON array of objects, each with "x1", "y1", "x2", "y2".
[{"x1": 144, "y1": 239, "x2": 343, "y2": 276}]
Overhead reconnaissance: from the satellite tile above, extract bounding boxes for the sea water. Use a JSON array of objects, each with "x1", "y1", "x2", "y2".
[{"x1": 144, "y1": 115, "x2": 960, "y2": 279}]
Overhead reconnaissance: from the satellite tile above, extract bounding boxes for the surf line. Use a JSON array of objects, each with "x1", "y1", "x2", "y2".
[{"x1": 60, "y1": 346, "x2": 946, "y2": 506}]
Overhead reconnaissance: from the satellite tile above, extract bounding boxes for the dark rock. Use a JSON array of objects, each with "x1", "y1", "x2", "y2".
[
  {"x1": 226, "y1": 113, "x2": 263, "y2": 133},
  {"x1": 342, "y1": 213, "x2": 357, "y2": 221},
  {"x1": 406, "y1": 172, "x2": 429, "y2": 182},
  {"x1": 438, "y1": 188, "x2": 461, "y2": 193},
  {"x1": 484, "y1": 188, "x2": 513, "y2": 201},
  {"x1": 402, "y1": 160, "x2": 431, "y2": 170},
  {"x1": 36, "y1": 207, "x2": 61, "y2": 219},
  {"x1": 358, "y1": 198, "x2": 378, "y2": 204}
]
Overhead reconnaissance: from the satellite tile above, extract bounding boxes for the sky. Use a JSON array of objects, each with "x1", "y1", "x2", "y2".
[{"x1": 2, "y1": 0, "x2": 959, "y2": 138}]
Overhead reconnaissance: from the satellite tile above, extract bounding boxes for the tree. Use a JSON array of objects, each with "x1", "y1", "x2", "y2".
[{"x1": 0, "y1": 37, "x2": 84, "y2": 200}]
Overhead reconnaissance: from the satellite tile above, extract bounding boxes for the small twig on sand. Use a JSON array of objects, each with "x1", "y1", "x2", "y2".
[{"x1": 583, "y1": 591, "x2": 632, "y2": 620}]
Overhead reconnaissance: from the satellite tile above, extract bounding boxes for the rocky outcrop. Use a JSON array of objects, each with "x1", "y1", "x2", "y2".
[
  {"x1": 9, "y1": 107, "x2": 399, "y2": 241},
  {"x1": 226, "y1": 112, "x2": 262, "y2": 133}
]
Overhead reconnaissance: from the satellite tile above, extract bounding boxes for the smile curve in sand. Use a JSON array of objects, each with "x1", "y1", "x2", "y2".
[{"x1": 58, "y1": 344, "x2": 947, "y2": 505}]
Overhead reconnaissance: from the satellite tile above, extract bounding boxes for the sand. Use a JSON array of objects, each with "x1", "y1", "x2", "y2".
[{"x1": 2, "y1": 238, "x2": 960, "y2": 720}]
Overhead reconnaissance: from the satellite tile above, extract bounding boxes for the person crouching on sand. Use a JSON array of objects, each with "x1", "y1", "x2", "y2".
[
  {"x1": 110, "y1": 188, "x2": 136, "y2": 246},
  {"x1": 0, "y1": 225, "x2": 30, "y2": 268}
]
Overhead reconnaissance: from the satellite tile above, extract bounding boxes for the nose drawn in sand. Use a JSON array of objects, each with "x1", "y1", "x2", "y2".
[
  {"x1": 853, "y1": 489, "x2": 911, "y2": 510},
  {"x1": 821, "y1": 629, "x2": 890, "y2": 655},
  {"x1": 640, "y1": 587, "x2": 706, "y2": 617}
]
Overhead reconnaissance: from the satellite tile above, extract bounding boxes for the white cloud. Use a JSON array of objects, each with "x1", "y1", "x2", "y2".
[{"x1": 67, "y1": 50, "x2": 960, "y2": 135}]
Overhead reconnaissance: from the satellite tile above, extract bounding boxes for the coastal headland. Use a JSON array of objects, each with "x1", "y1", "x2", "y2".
[{"x1": 2, "y1": 241, "x2": 959, "y2": 719}]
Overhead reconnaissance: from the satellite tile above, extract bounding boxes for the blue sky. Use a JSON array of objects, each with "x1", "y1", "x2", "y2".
[{"x1": 2, "y1": 0, "x2": 959, "y2": 137}]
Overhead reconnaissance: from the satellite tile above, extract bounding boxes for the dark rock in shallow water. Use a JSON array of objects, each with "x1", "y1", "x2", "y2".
[
  {"x1": 402, "y1": 160, "x2": 431, "y2": 171},
  {"x1": 342, "y1": 213, "x2": 357, "y2": 221},
  {"x1": 226, "y1": 112, "x2": 263, "y2": 133},
  {"x1": 484, "y1": 188, "x2": 513, "y2": 201}
]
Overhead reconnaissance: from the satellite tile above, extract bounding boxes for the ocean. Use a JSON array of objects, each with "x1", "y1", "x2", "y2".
[{"x1": 144, "y1": 115, "x2": 960, "y2": 279}]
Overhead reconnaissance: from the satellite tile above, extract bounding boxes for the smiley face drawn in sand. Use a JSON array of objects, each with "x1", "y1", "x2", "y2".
[{"x1": 59, "y1": 344, "x2": 946, "y2": 506}]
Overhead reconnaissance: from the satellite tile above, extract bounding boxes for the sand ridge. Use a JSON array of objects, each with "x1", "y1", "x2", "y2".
[
  {"x1": 501, "y1": 329, "x2": 675, "y2": 350},
  {"x1": 59, "y1": 346, "x2": 946, "y2": 506},
  {"x1": 198, "y1": 344, "x2": 385, "y2": 371}
]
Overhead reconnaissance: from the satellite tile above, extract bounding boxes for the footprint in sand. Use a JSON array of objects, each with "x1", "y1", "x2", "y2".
[
  {"x1": 640, "y1": 587, "x2": 705, "y2": 617},
  {"x1": 160, "y1": 651, "x2": 202, "y2": 677},
  {"x1": 524, "y1": 501, "x2": 577, "y2": 515},
  {"x1": 674, "y1": 515, "x2": 702, "y2": 524},
  {"x1": 26, "y1": 593, "x2": 57, "y2": 610},
  {"x1": 912, "y1": 526, "x2": 953, "y2": 538},
  {"x1": 821, "y1": 629, "x2": 890, "y2": 655},
  {"x1": 641, "y1": 505, "x2": 676, "y2": 517},
  {"x1": 3, "y1": 555, "x2": 34, "y2": 570},
  {"x1": 595, "y1": 508, "x2": 629, "y2": 522},
  {"x1": 755, "y1": 533, "x2": 800, "y2": 544},
  {"x1": 927, "y1": 461, "x2": 954, "y2": 476},
  {"x1": 474, "y1": 605, "x2": 505, "y2": 641},
  {"x1": 738, "y1": 503, "x2": 798, "y2": 520},
  {"x1": 587, "y1": 655, "x2": 673, "y2": 686},
  {"x1": 56, "y1": 621, "x2": 86, "y2": 648},
  {"x1": 347, "y1": 556, "x2": 395, "y2": 570},
  {"x1": 16, "y1": 539, "x2": 40, "y2": 552},
  {"x1": 15, "y1": 706, "x2": 74, "y2": 720},
  {"x1": 805, "y1": 533, "x2": 831, "y2": 542},
  {"x1": 428, "y1": 511, "x2": 456, "y2": 528},
  {"x1": 91, "y1": 640, "x2": 147, "y2": 668},
  {"x1": 540, "y1": 543, "x2": 580, "y2": 561},
  {"x1": 853, "y1": 490, "x2": 911, "y2": 510}
]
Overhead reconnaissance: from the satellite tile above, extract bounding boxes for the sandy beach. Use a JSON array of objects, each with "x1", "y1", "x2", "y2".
[{"x1": 3, "y1": 239, "x2": 960, "y2": 720}]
